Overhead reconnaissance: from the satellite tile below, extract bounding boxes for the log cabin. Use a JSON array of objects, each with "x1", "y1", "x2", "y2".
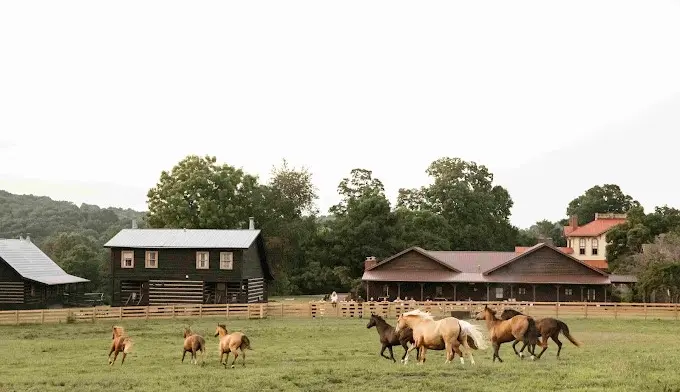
[
  {"x1": 0, "y1": 237, "x2": 89, "y2": 310},
  {"x1": 361, "y1": 242, "x2": 637, "y2": 303},
  {"x1": 104, "y1": 221, "x2": 272, "y2": 306}
]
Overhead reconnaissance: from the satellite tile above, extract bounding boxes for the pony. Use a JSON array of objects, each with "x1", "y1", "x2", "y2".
[
  {"x1": 395, "y1": 309, "x2": 488, "y2": 365},
  {"x1": 366, "y1": 313, "x2": 418, "y2": 363},
  {"x1": 182, "y1": 327, "x2": 206, "y2": 365},
  {"x1": 108, "y1": 326, "x2": 133, "y2": 365},
  {"x1": 474, "y1": 305, "x2": 539, "y2": 362},
  {"x1": 330, "y1": 291, "x2": 338, "y2": 308},
  {"x1": 499, "y1": 308, "x2": 581, "y2": 359},
  {"x1": 214, "y1": 324, "x2": 252, "y2": 368}
]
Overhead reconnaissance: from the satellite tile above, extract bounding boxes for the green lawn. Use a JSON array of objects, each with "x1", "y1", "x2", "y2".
[{"x1": 1, "y1": 316, "x2": 679, "y2": 392}]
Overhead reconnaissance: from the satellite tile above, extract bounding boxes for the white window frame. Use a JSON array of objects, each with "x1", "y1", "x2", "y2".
[
  {"x1": 145, "y1": 250, "x2": 158, "y2": 269},
  {"x1": 121, "y1": 250, "x2": 134, "y2": 268},
  {"x1": 587, "y1": 288, "x2": 596, "y2": 301},
  {"x1": 591, "y1": 238, "x2": 598, "y2": 255},
  {"x1": 196, "y1": 251, "x2": 210, "y2": 269},
  {"x1": 495, "y1": 287, "x2": 503, "y2": 299},
  {"x1": 565, "y1": 288, "x2": 573, "y2": 296},
  {"x1": 220, "y1": 252, "x2": 234, "y2": 270},
  {"x1": 518, "y1": 287, "x2": 526, "y2": 295}
]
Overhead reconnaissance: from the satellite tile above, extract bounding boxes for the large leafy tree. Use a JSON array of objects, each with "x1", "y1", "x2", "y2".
[
  {"x1": 42, "y1": 232, "x2": 108, "y2": 294},
  {"x1": 566, "y1": 184, "x2": 640, "y2": 225}
]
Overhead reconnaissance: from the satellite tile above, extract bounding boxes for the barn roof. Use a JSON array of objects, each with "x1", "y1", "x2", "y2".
[
  {"x1": 0, "y1": 239, "x2": 89, "y2": 285},
  {"x1": 104, "y1": 229, "x2": 262, "y2": 249}
]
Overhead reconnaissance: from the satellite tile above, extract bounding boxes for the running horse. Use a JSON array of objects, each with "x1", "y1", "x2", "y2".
[
  {"x1": 182, "y1": 327, "x2": 206, "y2": 365},
  {"x1": 474, "y1": 305, "x2": 539, "y2": 362},
  {"x1": 108, "y1": 326, "x2": 133, "y2": 365},
  {"x1": 366, "y1": 313, "x2": 419, "y2": 363},
  {"x1": 214, "y1": 324, "x2": 253, "y2": 368},
  {"x1": 499, "y1": 308, "x2": 581, "y2": 359},
  {"x1": 394, "y1": 309, "x2": 488, "y2": 365}
]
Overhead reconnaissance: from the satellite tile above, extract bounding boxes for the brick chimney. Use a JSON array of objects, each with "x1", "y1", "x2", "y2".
[
  {"x1": 569, "y1": 215, "x2": 578, "y2": 230},
  {"x1": 364, "y1": 256, "x2": 377, "y2": 271},
  {"x1": 537, "y1": 236, "x2": 554, "y2": 246}
]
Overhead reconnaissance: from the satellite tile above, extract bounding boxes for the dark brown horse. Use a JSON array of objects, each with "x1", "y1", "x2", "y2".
[
  {"x1": 474, "y1": 305, "x2": 539, "y2": 362},
  {"x1": 500, "y1": 309, "x2": 581, "y2": 358},
  {"x1": 366, "y1": 313, "x2": 418, "y2": 363}
]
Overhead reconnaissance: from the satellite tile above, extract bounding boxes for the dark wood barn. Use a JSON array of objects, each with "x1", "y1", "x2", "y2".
[
  {"x1": 0, "y1": 237, "x2": 89, "y2": 310},
  {"x1": 104, "y1": 226, "x2": 272, "y2": 306},
  {"x1": 362, "y1": 242, "x2": 636, "y2": 303}
]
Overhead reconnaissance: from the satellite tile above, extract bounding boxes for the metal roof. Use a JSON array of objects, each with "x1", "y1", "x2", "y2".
[
  {"x1": 103, "y1": 229, "x2": 261, "y2": 249},
  {"x1": 0, "y1": 239, "x2": 90, "y2": 285}
]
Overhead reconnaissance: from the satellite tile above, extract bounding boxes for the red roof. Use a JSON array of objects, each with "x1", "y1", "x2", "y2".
[
  {"x1": 565, "y1": 218, "x2": 626, "y2": 237},
  {"x1": 583, "y1": 259, "x2": 609, "y2": 270},
  {"x1": 515, "y1": 246, "x2": 573, "y2": 254}
]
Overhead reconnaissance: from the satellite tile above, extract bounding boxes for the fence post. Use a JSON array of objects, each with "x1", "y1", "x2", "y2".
[
  {"x1": 614, "y1": 303, "x2": 618, "y2": 319},
  {"x1": 260, "y1": 303, "x2": 264, "y2": 319},
  {"x1": 41, "y1": 309, "x2": 45, "y2": 324},
  {"x1": 199, "y1": 304, "x2": 203, "y2": 319},
  {"x1": 555, "y1": 303, "x2": 559, "y2": 318},
  {"x1": 145, "y1": 306, "x2": 149, "y2": 320},
  {"x1": 644, "y1": 303, "x2": 647, "y2": 320},
  {"x1": 226, "y1": 304, "x2": 230, "y2": 320},
  {"x1": 172, "y1": 304, "x2": 176, "y2": 319},
  {"x1": 676, "y1": 303, "x2": 678, "y2": 321},
  {"x1": 584, "y1": 302, "x2": 588, "y2": 319},
  {"x1": 119, "y1": 307, "x2": 123, "y2": 320},
  {"x1": 92, "y1": 307, "x2": 96, "y2": 323},
  {"x1": 15, "y1": 310, "x2": 19, "y2": 325},
  {"x1": 281, "y1": 303, "x2": 284, "y2": 317}
]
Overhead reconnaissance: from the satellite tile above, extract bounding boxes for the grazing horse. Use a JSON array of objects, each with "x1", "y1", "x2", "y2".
[
  {"x1": 499, "y1": 309, "x2": 581, "y2": 358},
  {"x1": 366, "y1": 313, "x2": 419, "y2": 363},
  {"x1": 395, "y1": 309, "x2": 488, "y2": 365},
  {"x1": 182, "y1": 327, "x2": 206, "y2": 364},
  {"x1": 108, "y1": 326, "x2": 133, "y2": 365},
  {"x1": 214, "y1": 324, "x2": 252, "y2": 368},
  {"x1": 474, "y1": 305, "x2": 539, "y2": 362}
]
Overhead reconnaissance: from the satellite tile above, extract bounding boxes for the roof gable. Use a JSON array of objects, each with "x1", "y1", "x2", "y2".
[
  {"x1": 368, "y1": 247, "x2": 460, "y2": 272},
  {"x1": 0, "y1": 239, "x2": 89, "y2": 285},
  {"x1": 104, "y1": 229, "x2": 261, "y2": 249},
  {"x1": 484, "y1": 243, "x2": 608, "y2": 277}
]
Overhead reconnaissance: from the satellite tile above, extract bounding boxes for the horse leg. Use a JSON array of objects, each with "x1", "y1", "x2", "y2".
[
  {"x1": 387, "y1": 346, "x2": 396, "y2": 363},
  {"x1": 452, "y1": 341, "x2": 465, "y2": 365},
  {"x1": 121, "y1": 352, "x2": 127, "y2": 365},
  {"x1": 108, "y1": 347, "x2": 115, "y2": 365},
  {"x1": 191, "y1": 348, "x2": 197, "y2": 365},
  {"x1": 419, "y1": 347, "x2": 427, "y2": 365},
  {"x1": 552, "y1": 334, "x2": 563, "y2": 358},
  {"x1": 400, "y1": 342, "x2": 409, "y2": 363},
  {"x1": 380, "y1": 344, "x2": 390, "y2": 360},
  {"x1": 241, "y1": 349, "x2": 246, "y2": 367},
  {"x1": 223, "y1": 351, "x2": 230, "y2": 368},
  {"x1": 181, "y1": 350, "x2": 187, "y2": 363},
  {"x1": 230, "y1": 351, "x2": 239, "y2": 368},
  {"x1": 492, "y1": 342, "x2": 503, "y2": 363},
  {"x1": 512, "y1": 339, "x2": 523, "y2": 358},
  {"x1": 110, "y1": 351, "x2": 119, "y2": 366},
  {"x1": 444, "y1": 341, "x2": 452, "y2": 364}
]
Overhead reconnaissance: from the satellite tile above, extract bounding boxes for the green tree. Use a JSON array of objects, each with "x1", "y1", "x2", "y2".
[
  {"x1": 330, "y1": 168, "x2": 385, "y2": 215},
  {"x1": 566, "y1": 184, "x2": 640, "y2": 225},
  {"x1": 41, "y1": 232, "x2": 108, "y2": 293}
]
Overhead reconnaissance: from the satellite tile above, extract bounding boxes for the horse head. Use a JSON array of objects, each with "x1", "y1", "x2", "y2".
[
  {"x1": 474, "y1": 305, "x2": 495, "y2": 320},
  {"x1": 366, "y1": 313, "x2": 378, "y2": 329},
  {"x1": 214, "y1": 324, "x2": 228, "y2": 337}
]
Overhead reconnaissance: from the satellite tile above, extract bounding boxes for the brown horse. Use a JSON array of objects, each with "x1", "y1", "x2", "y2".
[
  {"x1": 474, "y1": 305, "x2": 539, "y2": 362},
  {"x1": 395, "y1": 309, "x2": 488, "y2": 365},
  {"x1": 366, "y1": 313, "x2": 419, "y2": 363},
  {"x1": 182, "y1": 327, "x2": 206, "y2": 364},
  {"x1": 108, "y1": 326, "x2": 133, "y2": 365},
  {"x1": 214, "y1": 324, "x2": 252, "y2": 368},
  {"x1": 499, "y1": 308, "x2": 581, "y2": 358}
]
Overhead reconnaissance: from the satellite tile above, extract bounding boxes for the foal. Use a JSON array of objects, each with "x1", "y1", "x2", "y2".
[
  {"x1": 214, "y1": 324, "x2": 252, "y2": 368},
  {"x1": 108, "y1": 326, "x2": 133, "y2": 365},
  {"x1": 182, "y1": 327, "x2": 206, "y2": 365},
  {"x1": 366, "y1": 313, "x2": 417, "y2": 363}
]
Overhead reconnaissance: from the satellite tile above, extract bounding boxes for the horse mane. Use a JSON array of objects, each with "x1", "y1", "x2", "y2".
[
  {"x1": 112, "y1": 326, "x2": 125, "y2": 336},
  {"x1": 371, "y1": 314, "x2": 386, "y2": 322},
  {"x1": 402, "y1": 309, "x2": 434, "y2": 321}
]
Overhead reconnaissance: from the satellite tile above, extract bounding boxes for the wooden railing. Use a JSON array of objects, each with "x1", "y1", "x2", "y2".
[{"x1": 1, "y1": 301, "x2": 679, "y2": 325}]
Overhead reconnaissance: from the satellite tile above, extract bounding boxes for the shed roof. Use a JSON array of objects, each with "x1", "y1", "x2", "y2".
[
  {"x1": 104, "y1": 229, "x2": 261, "y2": 249},
  {"x1": 0, "y1": 239, "x2": 89, "y2": 285}
]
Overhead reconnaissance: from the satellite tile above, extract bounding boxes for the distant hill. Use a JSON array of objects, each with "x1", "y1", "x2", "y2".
[{"x1": 0, "y1": 190, "x2": 146, "y2": 245}]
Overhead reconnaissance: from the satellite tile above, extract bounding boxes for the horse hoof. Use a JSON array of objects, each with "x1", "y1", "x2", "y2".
[
  {"x1": 231, "y1": 365, "x2": 235, "y2": 369},
  {"x1": 530, "y1": 355, "x2": 535, "y2": 361}
]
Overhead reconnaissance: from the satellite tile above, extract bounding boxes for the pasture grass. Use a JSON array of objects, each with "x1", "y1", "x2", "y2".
[{"x1": 0, "y1": 316, "x2": 679, "y2": 392}]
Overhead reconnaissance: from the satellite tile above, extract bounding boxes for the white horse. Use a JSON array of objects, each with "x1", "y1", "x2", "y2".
[{"x1": 330, "y1": 291, "x2": 338, "y2": 308}]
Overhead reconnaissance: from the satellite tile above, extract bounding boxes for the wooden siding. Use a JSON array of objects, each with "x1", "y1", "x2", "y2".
[
  {"x1": 241, "y1": 243, "x2": 263, "y2": 279},
  {"x1": 488, "y1": 247, "x2": 602, "y2": 277},
  {"x1": 246, "y1": 277, "x2": 265, "y2": 303},
  {"x1": 0, "y1": 282, "x2": 24, "y2": 304},
  {"x1": 373, "y1": 250, "x2": 450, "y2": 272},
  {"x1": 148, "y1": 280, "x2": 203, "y2": 305}
]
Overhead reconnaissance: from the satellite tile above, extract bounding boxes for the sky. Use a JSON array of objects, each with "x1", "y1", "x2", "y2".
[{"x1": 1, "y1": 1, "x2": 680, "y2": 229}]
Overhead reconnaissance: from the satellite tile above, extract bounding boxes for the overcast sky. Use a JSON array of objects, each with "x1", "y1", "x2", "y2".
[{"x1": 1, "y1": 1, "x2": 680, "y2": 228}]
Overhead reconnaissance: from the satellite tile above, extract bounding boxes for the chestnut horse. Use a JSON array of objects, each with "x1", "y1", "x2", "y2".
[
  {"x1": 108, "y1": 326, "x2": 133, "y2": 365},
  {"x1": 182, "y1": 327, "x2": 206, "y2": 364},
  {"x1": 500, "y1": 308, "x2": 581, "y2": 358},
  {"x1": 366, "y1": 313, "x2": 418, "y2": 363},
  {"x1": 474, "y1": 305, "x2": 539, "y2": 362},
  {"x1": 214, "y1": 324, "x2": 252, "y2": 368},
  {"x1": 395, "y1": 309, "x2": 488, "y2": 365}
]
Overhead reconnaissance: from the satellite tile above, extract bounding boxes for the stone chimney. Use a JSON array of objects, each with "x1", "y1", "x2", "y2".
[
  {"x1": 569, "y1": 215, "x2": 579, "y2": 231},
  {"x1": 249, "y1": 217, "x2": 255, "y2": 230},
  {"x1": 364, "y1": 256, "x2": 377, "y2": 271}
]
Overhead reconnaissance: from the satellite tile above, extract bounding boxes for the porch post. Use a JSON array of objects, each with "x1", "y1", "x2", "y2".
[
  {"x1": 366, "y1": 282, "x2": 370, "y2": 300},
  {"x1": 486, "y1": 284, "x2": 490, "y2": 302},
  {"x1": 419, "y1": 283, "x2": 424, "y2": 301},
  {"x1": 604, "y1": 286, "x2": 607, "y2": 302},
  {"x1": 452, "y1": 284, "x2": 457, "y2": 301},
  {"x1": 397, "y1": 283, "x2": 401, "y2": 299},
  {"x1": 555, "y1": 285, "x2": 561, "y2": 303},
  {"x1": 580, "y1": 286, "x2": 584, "y2": 302},
  {"x1": 510, "y1": 284, "x2": 514, "y2": 300},
  {"x1": 532, "y1": 285, "x2": 536, "y2": 302}
]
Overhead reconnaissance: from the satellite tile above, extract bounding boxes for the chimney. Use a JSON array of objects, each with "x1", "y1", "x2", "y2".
[
  {"x1": 569, "y1": 215, "x2": 578, "y2": 230},
  {"x1": 249, "y1": 217, "x2": 255, "y2": 230},
  {"x1": 364, "y1": 256, "x2": 377, "y2": 271},
  {"x1": 131, "y1": 219, "x2": 138, "y2": 229},
  {"x1": 25, "y1": 235, "x2": 31, "y2": 243},
  {"x1": 537, "y1": 236, "x2": 554, "y2": 246}
]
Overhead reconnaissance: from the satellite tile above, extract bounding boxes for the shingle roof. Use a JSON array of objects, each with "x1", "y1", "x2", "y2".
[
  {"x1": 582, "y1": 259, "x2": 609, "y2": 270},
  {"x1": 104, "y1": 229, "x2": 261, "y2": 249},
  {"x1": 0, "y1": 239, "x2": 89, "y2": 285},
  {"x1": 565, "y1": 218, "x2": 626, "y2": 237}
]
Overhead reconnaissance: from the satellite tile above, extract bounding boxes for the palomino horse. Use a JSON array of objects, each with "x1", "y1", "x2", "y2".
[
  {"x1": 499, "y1": 308, "x2": 581, "y2": 359},
  {"x1": 214, "y1": 324, "x2": 252, "y2": 368},
  {"x1": 182, "y1": 327, "x2": 206, "y2": 364},
  {"x1": 108, "y1": 326, "x2": 133, "y2": 365},
  {"x1": 366, "y1": 313, "x2": 418, "y2": 363},
  {"x1": 474, "y1": 305, "x2": 539, "y2": 362},
  {"x1": 395, "y1": 309, "x2": 488, "y2": 365}
]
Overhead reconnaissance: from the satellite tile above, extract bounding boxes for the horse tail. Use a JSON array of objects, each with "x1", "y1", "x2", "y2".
[
  {"x1": 197, "y1": 336, "x2": 206, "y2": 351},
  {"x1": 240, "y1": 335, "x2": 253, "y2": 351},
  {"x1": 524, "y1": 317, "x2": 540, "y2": 346},
  {"x1": 459, "y1": 320, "x2": 489, "y2": 350},
  {"x1": 557, "y1": 320, "x2": 581, "y2": 347},
  {"x1": 123, "y1": 338, "x2": 134, "y2": 354}
]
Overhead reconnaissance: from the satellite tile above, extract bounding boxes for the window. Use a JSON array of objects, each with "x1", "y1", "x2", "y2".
[
  {"x1": 579, "y1": 238, "x2": 586, "y2": 255},
  {"x1": 587, "y1": 288, "x2": 596, "y2": 301},
  {"x1": 121, "y1": 251, "x2": 134, "y2": 268},
  {"x1": 518, "y1": 287, "x2": 526, "y2": 295},
  {"x1": 435, "y1": 286, "x2": 443, "y2": 296},
  {"x1": 145, "y1": 251, "x2": 158, "y2": 268},
  {"x1": 382, "y1": 284, "x2": 389, "y2": 297},
  {"x1": 196, "y1": 251, "x2": 209, "y2": 269},
  {"x1": 495, "y1": 287, "x2": 503, "y2": 299},
  {"x1": 591, "y1": 238, "x2": 598, "y2": 256},
  {"x1": 220, "y1": 252, "x2": 234, "y2": 270},
  {"x1": 567, "y1": 239, "x2": 572, "y2": 248},
  {"x1": 565, "y1": 288, "x2": 573, "y2": 296}
]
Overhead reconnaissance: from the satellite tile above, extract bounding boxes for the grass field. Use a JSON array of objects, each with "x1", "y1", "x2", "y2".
[{"x1": 1, "y1": 316, "x2": 679, "y2": 392}]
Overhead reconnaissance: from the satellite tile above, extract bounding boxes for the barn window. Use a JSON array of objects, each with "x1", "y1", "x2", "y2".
[
  {"x1": 196, "y1": 251, "x2": 209, "y2": 269},
  {"x1": 591, "y1": 239, "x2": 598, "y2": 256},
  {"x1": 495, "y1": 287, "x2": 503, "y2": 299},
  {"x1": 565, "y1": 288, "x2": 573, "y2": 296},
  {"x1": 220, "y1": 252, "x2": 234, "y2": 270},
  {"x1": 518, "y1": 287, "x2": 526, "y2": 295},
  {"x1": 145, "y1": 251, "x2": 158, "y2": 268},
  {"x1": 579, "y1": 238, "x2": 586, "y2": 255},
  {"x1": 121, "y1": 251, "x2": 134, "y2": 268}
]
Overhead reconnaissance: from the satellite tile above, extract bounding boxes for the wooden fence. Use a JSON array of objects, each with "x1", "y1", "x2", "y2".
[{"x1": 1, "y1": 301, "x2": 679, "y2": 325}]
